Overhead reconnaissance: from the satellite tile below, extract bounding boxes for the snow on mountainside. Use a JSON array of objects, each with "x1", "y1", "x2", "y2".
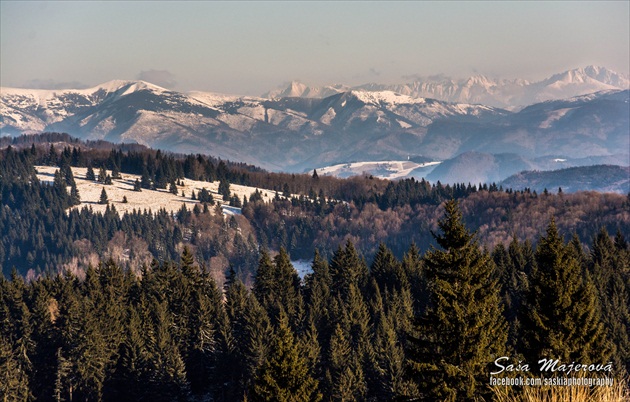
[
  {"x1": 34, "y1": 165, "x2": 288, "y2": 216},
  {"x1": 263, "y1": 66, "x2": 629, "y2": 108},
  {"x1": 262, "y1": 81, "x2": 349, "y2": 99},
  {"x1": 1, "y1": 72, "x2": 628, "y2": 178},
  {"x1": 315, "y1": 160, "x2": 441, "y2": 180},
  {"x1": 1, "y1": 79, "x2": 507, "y2": 170}
]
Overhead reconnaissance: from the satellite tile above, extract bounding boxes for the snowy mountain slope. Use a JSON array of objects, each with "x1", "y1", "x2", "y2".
[
  {"x1": 263, "y1": 66, "x2": 629, "y2": 108},
  {"x1": 1, "y1": 79, "x2": 628, "y2": 175},
  {"x1": 34, "y1": 165, "x2": 290, "y2": 216},
  {"x1": 315, "y1": 160, "x2": 441, "y2": 180}
]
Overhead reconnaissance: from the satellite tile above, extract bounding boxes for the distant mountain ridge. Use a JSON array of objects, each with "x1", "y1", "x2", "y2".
[
  {"x1": 0, "y1": 80, "x2": 508, "y2": 170},
  {"x1": 263, "y1": 66, "x2": 629, "y2": 109},
  {"x1": 1, "y1": 73, "x2": 628, "y2": 185},
  {"x1": 500, "y1": 165, "x2": 630, "y2": 194}
]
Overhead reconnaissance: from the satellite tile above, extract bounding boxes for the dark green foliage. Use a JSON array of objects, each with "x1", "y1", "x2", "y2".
[
  {"x1": 219, "y1": 179, "x2": 230, "y2": 201},
  {"x1": 1, "y1": 135, "x2": 629, "y2": 401},
  {"x1": 522, "y1": 220, "x2": 611, "y2": 368},
  {"x1": 406, "y1": 200, "x2": 507, "y2": 402},
  {"x1": 589, "y1": 227, "x2": 630, "y2": 372},
  {"x1": 70, "y1": 182, "x2": 81, "y2": 206},
  {"x1": 253, "y1": 249, "x2": 303, "y2": 328},
  {"x1": 99, "y1": 187, "x2": 109, "y2": 205},
  {"x1": 251, "y1": 312, "x2": 321, "y2": 402},
  {"x1": 169, "y1": 180, "x2": 178, "y2": 195},
  {"x1": 198, "y1": 188, "x2": 214, "y2": 204},
  {"x1": 98, "y1": 166, "x2": 107, "y2": 183},
  {"x1": 86, "y1": 165, "x2": 96, "y2": 181}
]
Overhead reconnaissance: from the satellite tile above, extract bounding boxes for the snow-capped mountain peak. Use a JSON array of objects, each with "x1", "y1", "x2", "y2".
[{"x1": 262, "y1": 66, "x2": 629, "y2": 108}]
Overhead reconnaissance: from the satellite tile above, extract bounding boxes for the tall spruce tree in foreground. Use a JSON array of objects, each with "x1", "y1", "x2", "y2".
[
  {"x1": 521, "y1": 220, "x2": 611, "y2": 368},
  {"x1": 406, "y1": 200, "x2": 507, "y2": 402}
]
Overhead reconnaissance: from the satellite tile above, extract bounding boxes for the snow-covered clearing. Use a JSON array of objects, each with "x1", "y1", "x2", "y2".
[
  {"x1": 35, "y1": 166, "x2": 284, "y2": 216},
  {"x1": 316, "y1": 160, "x2": 441, "y2": 180}
]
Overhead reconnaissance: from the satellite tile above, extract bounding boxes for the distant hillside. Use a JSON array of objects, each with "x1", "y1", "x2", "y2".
[
  {"x1": 500, "y1": 165, "x2": 630, "y2": 193},
  {"x1": 426, "y1": 152, "x2": 535, "y2": 185}
]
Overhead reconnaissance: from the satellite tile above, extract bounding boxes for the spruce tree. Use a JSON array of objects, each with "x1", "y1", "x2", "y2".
[
  {"x1": 219, "y1": 179, "x2": 230, "y2": 201},
  {"x1": 522, "y1": 220, "x2": 611, "y2": 368},
  {"x1": 70, "y1": 182, "x2": 81, "y2": 205},
  {"x1": 251, "y1": 312, "x2": 321, "y2": 402},
  {"x1": 253, "y1": 249, "x2": 303, "y2": 328},
  {"x1": 0, "y1": 332, "x2": 32, "y2": 400},
  {"x1": 329, "y1": 240, "x2": 368, "y2": 301},
  {"x1": 86, "y1": 165, "x2": 96, "y2": 181},
  {"x1": 406, "y1": 200, "x2": 507, "y2": 402},
  {"x1": 169, "y1": 180, "x2": 178, "y2": 195},
  {"x1": 590, "y1": 228, "x2": 630, "y2": 373},
  {"x1": 324, "y1": 324, "x2": 366, "y2": 401},
  {"x1": 141, "y1": 168, "x2": 152, "y2": 190},
  {"x1": 98, "y1": 166, "x2": 107, "y2": 183},
  {"x1": 99, "y1": 188, "x2": 109, "y2": 205}
]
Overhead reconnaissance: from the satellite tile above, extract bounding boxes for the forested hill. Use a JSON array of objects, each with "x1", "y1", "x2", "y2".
[
  {"x1": 1, "y1": 202, "x2": 628, "y2": 401},
  {"x1": 0, "y1": 133, "x2": 629, "y2": 281},
  {"x1": 1, "y1": 134, "x2": 630, "y2": 401}
]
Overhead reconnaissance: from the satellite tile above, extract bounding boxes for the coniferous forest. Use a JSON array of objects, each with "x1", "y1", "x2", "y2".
[{"x1": 1, "y1": 134, "x2": 629, "y2": 401}]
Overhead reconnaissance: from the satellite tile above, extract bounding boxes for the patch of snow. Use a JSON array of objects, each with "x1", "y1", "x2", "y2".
[
  {"x1": 539, "y1": 108, "x2": 574, "y2": 129},
  {"x1": 397, "y1": 119, "x2": 412, "y2": 129},
  {"x1": 221, "y1": 205, "x2": 242, "y2": 216},
  {"x1": 316, "y1": 160, "x2": 441, "y2": 180},
  {"x1": 320, "y1": 107, "x2": 336, "y2": 125},
  {"x1": 291, "y1": 260, "x2": 313, "y2": 279}
]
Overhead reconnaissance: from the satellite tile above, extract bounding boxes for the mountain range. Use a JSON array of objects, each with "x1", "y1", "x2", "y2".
[
  {"x1": 1, "y1": 66, "x2": 628, "y2": 186},
  {"x1": 264, "y1": 65, "x2": 630, "y2": 109}
]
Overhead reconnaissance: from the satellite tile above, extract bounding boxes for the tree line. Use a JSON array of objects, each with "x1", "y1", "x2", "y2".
[
  {"x1": 1, "y1": 136, "x2": 628, "y2": 280},
  {"x1": 1, "y1": 200, "x2": 628, "y2": 401}
]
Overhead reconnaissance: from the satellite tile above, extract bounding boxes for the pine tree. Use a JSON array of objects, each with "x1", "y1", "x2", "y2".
[
  {"x1": 0, "y1": 332, "x2": 32, "y2": 401},
  {"x1": 324, "y1": 324, "x2": 366, "y2": 401},
  {"x1": 98, "y1": 166, "x2": 107, "y2": 183},
  {"x1": 111, "y1": 164, "x2": 121, "y2": 179},
  {"x1": 86, "y1": 165, "x2": 96, "y2": 181},
  {"x1": 251, "y1": 312, "x2": 321, "y2": 402},
  {"x1": 253, "y1": 249, "x2": 303, "y2": 328},
  {"x1": 406, "y1": 200, "x2": 507, "y2": 402},
  {"x1": 329, "y1": 240, "x2": 368, "y2": 301},
  {"x1": 70, "y1": 182, "x2": 81, "y2": 205},
  {"x1": 370, "y1": 242, "x2": 406, "y2": 293},
  {"x1": 304, "y1": 251, "x2": 332, "y2": 337},
  {"x1": 219, "y1": 179, "x2": 231, "y2": 201},
  {"x1": 372, "y1": 305, "x2": 417, "y2": 399},
  {"x1": 169, "y1": 180, "x2": 178, "y2": 195},
  {"x1": 590, "y1": 228, "x2": 630, "y2": 373},
  {"x1": 141, "y1": 168, "x2": 152, "y2": 189},
  {"x1": 522, "y1": 220, "x2": 611, "y2": 369},
  {"x1": 133, "y1": 179, "x2": 142, "y2": 192},
  {"x1": 99, "y1": 187, "x2": 109, "y2": 205}
]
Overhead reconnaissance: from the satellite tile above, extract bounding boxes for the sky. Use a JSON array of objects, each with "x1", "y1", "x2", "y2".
[{"x1": 1, "y1": 1, "x2": 628, "y2": 96}]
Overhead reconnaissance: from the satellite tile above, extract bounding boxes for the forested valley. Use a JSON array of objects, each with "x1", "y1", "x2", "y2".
[{"x1": 1, "y1": 133, "x2": 629, "y2": 401}]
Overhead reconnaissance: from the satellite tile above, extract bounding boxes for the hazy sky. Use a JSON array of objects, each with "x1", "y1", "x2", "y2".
[{"x1": 1, "y1": 1, "x2": 628, "y2": 96}]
